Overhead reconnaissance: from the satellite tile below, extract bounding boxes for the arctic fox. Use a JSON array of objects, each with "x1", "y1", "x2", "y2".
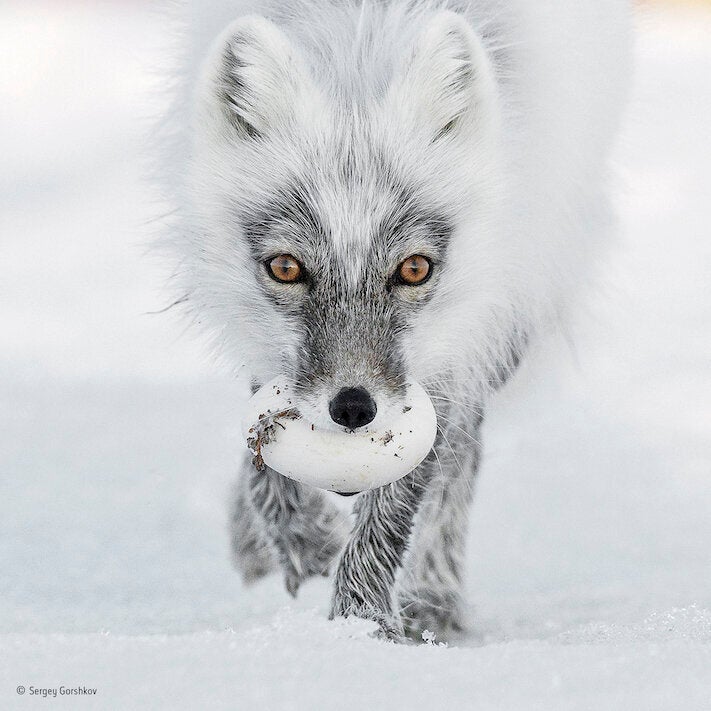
[{"x1": 160, "y1": 0, "x2": 630, "y2": 640}]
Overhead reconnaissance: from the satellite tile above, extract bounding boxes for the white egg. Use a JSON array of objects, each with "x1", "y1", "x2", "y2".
[{"x1": 241, "y1": 378, "x2": 438, "y2": 493}]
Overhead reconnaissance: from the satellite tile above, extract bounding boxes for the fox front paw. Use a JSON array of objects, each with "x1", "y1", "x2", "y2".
[
  {"x1": 330, "y1": 597, "x2": 404, "y2": 642},
  {"x1": 329, "y1": 575, "x2": 404, "y2": 642},
  {"x1": 280, "y1": 513, "x2": 349, "y2": 597},
  {"x1": 399, "y1": 589, "x2": 467, "y2": 643},
  {"x1": 281, "y1": 543, "x2": 333, "y2": 597}
]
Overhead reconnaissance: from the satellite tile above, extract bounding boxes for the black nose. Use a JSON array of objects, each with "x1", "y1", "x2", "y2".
[{"x1": 329, "y1": 387, "x2": 377, "y2": 429}]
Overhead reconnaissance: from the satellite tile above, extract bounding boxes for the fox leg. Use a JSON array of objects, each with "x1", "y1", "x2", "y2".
[
  {"x1": 398, "y1": 414, "x2": 482, "y2": 642},
  {"x1": 329, "y1": 459, "x2": 435, "y2": 640},
  {"x1": 328, "y1": 411, "x2": 482, "y2": 642},
  {"x1": 232, "y1": 456, "x2": 349, "y2": 596},
  {"x1": 230, "y1": 461, "x2": 277, "y2": 583}
]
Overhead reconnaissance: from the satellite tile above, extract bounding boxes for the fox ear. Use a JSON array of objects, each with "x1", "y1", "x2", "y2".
[
  {"x1": 390, "y1": 12, "x2": 499, "y2": 141},
  {"x1": 199, "y1": 16, "x2": 316, "y2": 139}
]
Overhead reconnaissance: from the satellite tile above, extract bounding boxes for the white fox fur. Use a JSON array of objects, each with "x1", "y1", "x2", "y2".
[{"x1": 157, "y1": 0, "x2": 631, "y2": 640}]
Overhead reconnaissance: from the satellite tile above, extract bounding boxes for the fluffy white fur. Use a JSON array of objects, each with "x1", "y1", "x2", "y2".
[
  {"x1": 159, "y1": 0, "x2": 630, "y2": 404},
  {"x1": 156, "y1": 0, "x2": 631, "y2": 639}
]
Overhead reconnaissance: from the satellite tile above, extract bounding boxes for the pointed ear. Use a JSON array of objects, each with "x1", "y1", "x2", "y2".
[
  {"x1": 389, "y1": 12, "x2": 499, "y2": 142},
  {"x1": 199, "y1": 16, "x2": 318, "y2": 140}
]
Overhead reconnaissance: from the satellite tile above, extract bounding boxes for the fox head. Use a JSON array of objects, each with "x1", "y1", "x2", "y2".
[{"x1": 185, "y1": 8, "x2": 504, "y2": 430}]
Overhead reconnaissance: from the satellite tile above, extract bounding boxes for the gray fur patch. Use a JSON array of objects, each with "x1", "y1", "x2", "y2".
[{"x1": 239, "y1": 170, "x2": 452, "y2": 395}]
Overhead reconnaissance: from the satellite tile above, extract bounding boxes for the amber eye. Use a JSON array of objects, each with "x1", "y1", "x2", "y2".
[
  {"x1": 267, "y1": 254, "x2": 304, "y2": 283},
  {"x1": 397, "y1": 255, "x2": 432, "y2": 285}
]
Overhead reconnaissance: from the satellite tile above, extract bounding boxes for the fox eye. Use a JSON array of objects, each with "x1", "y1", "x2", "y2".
[
  {"x1": 266, "y1": 254, "x2": 304, "y2": 283},
  {"x1": 396, "y1": 255, "x2": 432, "y2": 285}
]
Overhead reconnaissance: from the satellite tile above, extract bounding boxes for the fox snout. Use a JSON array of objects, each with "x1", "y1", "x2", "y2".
[{"x1": 328, "y1": 387, "x2": 377, "y2": 430}]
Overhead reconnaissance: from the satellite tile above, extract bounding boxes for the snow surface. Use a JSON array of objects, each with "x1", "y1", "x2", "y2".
[{"x1": 1, "y1": 2, "x2": 710, "y2": 709}]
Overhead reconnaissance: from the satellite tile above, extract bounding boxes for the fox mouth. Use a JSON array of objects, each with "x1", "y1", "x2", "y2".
[
  {"x1": 287, "y1": 374, "x2": 411, "y2": 436},
  {"x1": 242, "y1": 377, "x2": 438, "y2": 493}
]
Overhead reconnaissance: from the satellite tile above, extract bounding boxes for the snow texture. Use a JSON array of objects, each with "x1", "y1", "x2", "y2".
[{"x1": 1, "y1": 2, "x2": 710, "y2": 709}]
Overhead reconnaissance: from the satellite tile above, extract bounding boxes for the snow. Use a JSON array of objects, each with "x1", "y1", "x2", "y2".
[{"x1": 1, "y1": 2, "x2": 710, "y2": 709}]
